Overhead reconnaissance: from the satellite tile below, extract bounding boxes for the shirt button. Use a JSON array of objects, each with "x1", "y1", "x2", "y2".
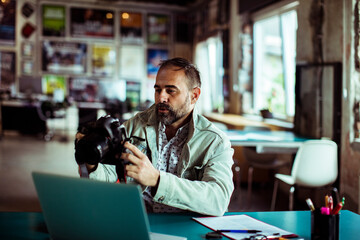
[{"x1": 158, "y1": 196, "x2": 165, "y2": 202}]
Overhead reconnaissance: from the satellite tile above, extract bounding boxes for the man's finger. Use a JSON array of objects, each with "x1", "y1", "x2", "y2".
[
  {"x1": 125, "y1": 164, "x2": 138, "y2": 173},
  {"x1": 124, "y1": 142, "x2": 144, "y2": 158},
  {"x1": 121, "y1": 152, "x2": 141, "y2": 165}
]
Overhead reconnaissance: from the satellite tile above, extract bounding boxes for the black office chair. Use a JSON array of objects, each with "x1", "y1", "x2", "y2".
[
  {"x1": 38, "y1": 100, "x2": 68, "y2": 141},
  {"x1": 242, "y1": 125, "x2": 290, "y2": 209}
]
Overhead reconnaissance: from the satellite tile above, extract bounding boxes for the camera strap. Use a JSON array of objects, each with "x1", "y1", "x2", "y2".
[{"x1": 79, "y1": 163, "x2": 89, "y2": 178}]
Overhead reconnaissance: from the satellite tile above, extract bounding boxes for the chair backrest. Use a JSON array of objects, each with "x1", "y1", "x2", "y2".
[
  {"x1": 291, "y1": 139, "x2": 338, "y2": 187},
  {"x1": 243, "y1": 126, "x2": 277, "y2": 163}
]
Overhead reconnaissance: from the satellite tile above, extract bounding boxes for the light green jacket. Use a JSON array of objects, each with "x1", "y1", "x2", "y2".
[{"x1": 90, "y1": 105, "x2": 234, "y2": 216}]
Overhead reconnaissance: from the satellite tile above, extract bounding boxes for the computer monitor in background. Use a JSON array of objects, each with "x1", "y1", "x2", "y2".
[
  {"x1": 98, "y1": 80, "x2": 128, "y2": 120},
  {"x1": 69, "y1": 77, "x2": 100, "y2": 103},
  {"x1": 98, "y1": 80, "x2": 126, "y2": 102},
  {"x1": 18, "y1": 76, "x2": 43, "y2": 96}
]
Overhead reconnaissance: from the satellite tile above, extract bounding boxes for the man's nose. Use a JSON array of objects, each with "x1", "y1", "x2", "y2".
[{"x1": 158, "y1": 90, "x2": 168, "y2": 103}]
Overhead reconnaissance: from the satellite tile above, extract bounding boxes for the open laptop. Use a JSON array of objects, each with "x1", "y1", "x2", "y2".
[{"x1": 32, "y1": 172, "x2": 186, "y2": 240}]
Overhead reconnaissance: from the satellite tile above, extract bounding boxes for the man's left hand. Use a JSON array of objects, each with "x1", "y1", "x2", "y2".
[{"x1": 121, "y1": 141, "x2": 160, "y2": 187}]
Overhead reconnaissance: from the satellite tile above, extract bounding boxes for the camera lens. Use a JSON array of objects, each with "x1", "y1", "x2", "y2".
[{"x1": 75, "y1": 133, "x2": 111, "y2": 165}]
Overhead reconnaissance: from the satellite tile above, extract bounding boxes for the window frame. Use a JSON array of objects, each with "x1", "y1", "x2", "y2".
[{"x1": 250, "y1": 0, "x2": 299, "y2": 122}]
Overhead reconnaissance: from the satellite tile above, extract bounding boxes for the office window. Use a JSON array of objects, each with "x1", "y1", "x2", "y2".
[
  {"x1": 253, "y1": 5, "x2": 297, "y2": 120},
  {"x1": 194, "y1": 36, "x2": 224, "y2": 113}
]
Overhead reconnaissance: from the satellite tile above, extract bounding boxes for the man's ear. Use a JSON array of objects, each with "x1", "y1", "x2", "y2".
[{"x1": 191, "y1": 87, "x2": 201, "y2": 104}]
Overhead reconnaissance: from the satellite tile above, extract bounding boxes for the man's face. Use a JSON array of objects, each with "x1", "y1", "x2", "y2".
[{"x1": 154, "y1": 66, "x2": 195, "y2": 126}]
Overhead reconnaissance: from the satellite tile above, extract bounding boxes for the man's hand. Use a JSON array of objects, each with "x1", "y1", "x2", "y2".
[
  {"x1": 75, "y1": 132, "x2": 97, "y2": 173},
  {"x1": 121, "y1": 141, "x2": 160, "y2": 187}
]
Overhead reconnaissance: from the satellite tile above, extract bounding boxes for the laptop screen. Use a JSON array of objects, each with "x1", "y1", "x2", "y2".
[{"x1": 32, "y1": 172, "x2": 151, "y2": 240}]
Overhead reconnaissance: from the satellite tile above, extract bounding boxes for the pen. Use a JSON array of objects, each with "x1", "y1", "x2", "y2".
[
  {"x1": 332, "y1": 187, "x2": 340, "y2": 205},
  {"x1": 325, "y1": 195, "x2": 329, "y2": 208},
  {"x1": 217, "y1": 229, "x2": 262, "y2": 233},
  {"x1": 332, "y1": 197, "x2": 345, "y2": 215},
  {"x1": 328, "y1": 196, "x2": 333, "y2": 212},
  {"x1": 306, "y1": 198, "x2": 315, "y2": 211}
]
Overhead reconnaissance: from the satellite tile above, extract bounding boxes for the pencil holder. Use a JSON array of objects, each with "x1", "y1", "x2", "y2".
[{"x1": 311, "y1": 208, "x2": 339, "y2": 240}]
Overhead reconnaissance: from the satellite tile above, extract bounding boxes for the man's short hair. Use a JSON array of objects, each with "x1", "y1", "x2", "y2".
[{"x1": 158, "y1": 57, "x2": 201, "y2": 89}]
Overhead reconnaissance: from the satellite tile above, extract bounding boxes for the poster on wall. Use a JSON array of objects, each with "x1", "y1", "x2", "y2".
[
  {"x1": 42, "y1": 75, "x2": 67, "y2": 96},
  {"x1": 98, "y1": 80, "x2": 126, "y2": 102},
  {"x1": 0, "y1": 0, "x2": 16, "y2": 45},
  {"x1": 126, "y1": 81, "x2": 141, "y2": 110},
  {"x1": 147, "y1": 48, "x2": 168, "y2": 79},
  {"x1": 42, "y1": 40, "x2": 87, "y2": 74},
  {"x1": 42, "y1": 5, "x2": 66, "y2": 37},
  {"x1": 92, "y1": 45, "x2": 116, "y2": 77},
  {"x1": 147, "y1": 13, "x2": 169, "y2": 44},
  {"x1": 0, "y1": 51, "x2": 15, "y2": 90},
  {"x1": 70, "y1": 7, "x2": 114, "y2": 38},
  {"x1": 120, "y1": 11, "x2": 143, "y2": 44},
  {"x1": 69, "y1": 77, "x2": 99, "y2": 103},
  {"x1": 22, "y1": 60, "x2": 34, "y2": 75},
  {"x1": 21, "y1": 42, "x2": 34, "y2": 58},
  {"x1": 120, "y1": 45, "x2": 144, "y2": 80}
]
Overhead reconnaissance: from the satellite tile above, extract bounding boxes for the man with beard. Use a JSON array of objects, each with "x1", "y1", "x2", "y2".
[{"x1": 82, "y1": 58, "x2": 234, "y2": 216}]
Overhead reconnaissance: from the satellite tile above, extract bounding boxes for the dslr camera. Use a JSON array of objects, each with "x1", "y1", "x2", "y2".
[{"x1": 75, "y1": 115, "x2": 130, "y2": 180}]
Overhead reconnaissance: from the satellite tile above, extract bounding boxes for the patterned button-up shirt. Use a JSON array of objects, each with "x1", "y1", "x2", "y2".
[{"x1": 143, "y1": 122, "x2": 189, "y2": 212}]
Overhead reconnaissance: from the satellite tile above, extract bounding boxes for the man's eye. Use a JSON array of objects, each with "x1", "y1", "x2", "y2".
[{"x1": 167, "y1": 89, "x2": 175, "y2": 94}]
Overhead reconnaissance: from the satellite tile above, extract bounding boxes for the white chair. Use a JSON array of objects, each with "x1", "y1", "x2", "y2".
[
  {"x1": 270, "y1": 139, "x2": 338, "y2": 211},
  {"x1": 243, "y1": 126, "x2": 290, "y2": 209}
]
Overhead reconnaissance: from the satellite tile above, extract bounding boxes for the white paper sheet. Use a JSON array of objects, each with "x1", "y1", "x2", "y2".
[{"x1": 193, "y1": 214, "x2": 296, "y2": 240}]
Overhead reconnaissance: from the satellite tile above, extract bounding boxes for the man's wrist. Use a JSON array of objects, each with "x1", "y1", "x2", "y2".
[{"x1": 151, "y1": 171, "x2": 160, "y2": 196}]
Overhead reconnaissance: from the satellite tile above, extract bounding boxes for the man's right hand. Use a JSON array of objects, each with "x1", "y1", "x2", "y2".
[{"x1": 75, "y1": 132, "x2": 98, "y2": 174}]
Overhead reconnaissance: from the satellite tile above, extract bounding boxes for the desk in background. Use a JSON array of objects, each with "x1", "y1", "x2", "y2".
[
  {"x1": 225, "y1": 129, "x2": 310, "y2": 153},
  {"x1": 0, "y1": 210, "x2": 359, "y2": 240},
  {"x1": 205, "y1": 112, "x2": 294, "y2": 130},
  {"x1": 0, "y1": 100, "x2": 46, "y2": 136}
]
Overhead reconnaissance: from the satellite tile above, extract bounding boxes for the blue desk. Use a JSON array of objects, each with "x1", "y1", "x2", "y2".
[
  {"x1": 1, "y1": 210, "x2": 359, "y2": 240},
  {"x1": 225, "y1": 130, "x2": 310, "y2": 153}
]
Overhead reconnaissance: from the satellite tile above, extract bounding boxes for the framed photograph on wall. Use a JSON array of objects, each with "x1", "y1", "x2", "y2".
[
  {"x1": 0, "y1": 0, "x2": 16, "y2": 45},
  {"x1": 147, "y1": 13, "x2": 169, "y2": 44},
  {"x1": 22, "y1": 60, "x2": 34, "y2": 75},
  {"x1": 69, "y1": 77, "x2": 100, "y2": 103},
  {"x1": 98, "y1": 79, "x2": 126, "y2": 102},
  {"x1": 41, "y1": 74, "x2": 67, "y2": 96},
  {"x1": 120, "y1": 11, "x2": 143, "y2": 44},
  {"x1": 42, "y1": 5, "x2": 66, "y2": 37},
  {"x1": 147, "y1": 48, "x2": 168, "y2": 79},
  {"x1": 70, "y1": 7, "x2": 114, "y2": 38},
  {"x1": 126, "y1": 81, "x2": 141, "y2": 111},
  {"x1": 120, "y1": 45, "x2": 144, "y2": 80},
  {"x1": 91, "y1": 44, "x2": 116, "y2": 77},
  {"x1": 42, "y1": 40, "x2": 87, "y2": 74},
  {"x1": 21, "y1": 42, "x2": 34, "y2": 58}
]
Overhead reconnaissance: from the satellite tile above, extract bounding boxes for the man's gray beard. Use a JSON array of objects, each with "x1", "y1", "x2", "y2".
[
  {"x1": 156, "y1": 98, "x2": 190, "y2": 126},
  {"x1": 157, "y1": 110, "x2": 177, "y2": 125}
]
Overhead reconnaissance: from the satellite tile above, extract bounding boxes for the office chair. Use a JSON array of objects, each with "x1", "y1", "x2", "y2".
[
  {"x1": 38, "y1": 100, "x2": 68, "y2": 141},
  {"x1": 242, "y1": 126, "x2": 290, "y2": 209},
  {"x1": 270, "y1": 139, "x2": 338, "y2": 211}
]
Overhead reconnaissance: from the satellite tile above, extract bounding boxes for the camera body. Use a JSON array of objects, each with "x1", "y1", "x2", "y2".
[{"x1": 75, "y1": 115, "x2": 128, "y2": 171}]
